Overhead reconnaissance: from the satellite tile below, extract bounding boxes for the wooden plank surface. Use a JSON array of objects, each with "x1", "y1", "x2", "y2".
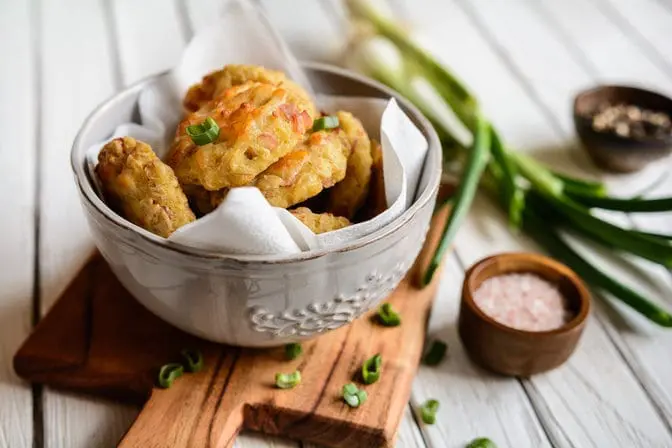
[
  {"x1": 1, "y1": 0, "x2": 671, "y2": 446},
  {"x1": 497, "y1": 0, "x2": 672, "y2": 429},
  {"x1": 410, "y1": 255, "x2": 552, "y2": 448},
  {"x1": 14, "y1": 238, "x2": 447, "y2": 448},
  {"x1": 394, "y1": 0, "x2": 672, "y2": 446},
  {"x1": 0, "y1": 0, "x2": 36, "y2": 447},
  {"x1": 37, "y1": 0, "x2": 136, "y2": 446}
]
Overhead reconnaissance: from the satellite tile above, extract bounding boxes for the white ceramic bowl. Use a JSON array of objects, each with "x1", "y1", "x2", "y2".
[{"x1": 71, "y1": 63, "x2": 441, "y2": 347}]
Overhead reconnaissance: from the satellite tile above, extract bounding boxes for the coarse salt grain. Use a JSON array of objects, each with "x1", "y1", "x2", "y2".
[{"x1": 473, "y1": 273, "x2": 572, "y2": 332}]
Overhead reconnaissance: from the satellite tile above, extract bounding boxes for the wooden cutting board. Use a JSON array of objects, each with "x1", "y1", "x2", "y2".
[{"x1": 14, "y1": 195, "x2": 452, "y2": 448}]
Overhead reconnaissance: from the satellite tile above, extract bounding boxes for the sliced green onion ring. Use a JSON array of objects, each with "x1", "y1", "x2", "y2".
[
  {"x1": 186, "y1": 116, "x2": 220, "y2": 145},
  {"x1": 158, "y1": 363, "x2": 184, "y2": 389},
  {"x1": 180, "y1": 349, "x2": 204, "y2": 373},
  {"x1": 420, "y1": 399, "x2": 439, "y2": 424},
  {"x1": 355, "y1": 389, "x2": 368, "y2": 406},
  {"x1": 285, "y1": 343, "x2": 303, "y2": 360},
  {"x1": 377, "y1": 303, "x2": 401, "y2": 327},
  {"x1": 342, "y1": 383, "x2": 367, "y2": 408},
  {"x1": 422, "y1": 340, "x2": 447, "y2": 366},
  {"x1": 361, "y1": 354, "x2": 382, "y2": 384},
  {"x1": 275, "y1": 370, "x2": 301, "y2": 389},
  {"x1": 312, "y1": 115, "x2": 339, "y2": 131},
  {"x1": 343, "y1": 382, "x2": 358, "y2": 396},
  {"x1": 466, "y1": 437, "x2": 497, "y2": 448}
]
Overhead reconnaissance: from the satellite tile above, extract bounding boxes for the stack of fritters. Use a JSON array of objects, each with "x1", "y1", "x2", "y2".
[{"x1": 96, "y1": 65, "x2": 384, "y2": 238}]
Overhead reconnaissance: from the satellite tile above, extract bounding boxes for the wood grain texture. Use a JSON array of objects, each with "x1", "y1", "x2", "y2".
[
  {"x1": 479, "y1": 0, "x2": 672, "y2": 431},
  {"x1": 0, "y1": 0, "x2": 36, "y2": 447},
  {"x1": 3, "y1": 0, "x2": 671, "y2": 447},
  {"x1": 36, "y1": 0, "x2": 137, "y2": 446},
  {"x1": 395, "y1": 0, "x2": 672, "y2": 445},
  {"x1": 459, "y1": 253, "x2": 590, "y2": 376},
  {"x1": 14, "y1": 199, "x2": 450, "y2": 448},
  {"x1": 110, "y1": 0, "x2": 186, "y2": 85},
  {"x1": 258, "y1": 0, "x2": 344, "y2": 64},
  {"x1": 410, "y1": 256, "x2": 552, "y2": 448}
]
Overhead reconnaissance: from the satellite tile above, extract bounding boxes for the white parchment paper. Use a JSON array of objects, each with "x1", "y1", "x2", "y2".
[{"x1": 86, "y1": 0, "x2": 428, "y2": 256}]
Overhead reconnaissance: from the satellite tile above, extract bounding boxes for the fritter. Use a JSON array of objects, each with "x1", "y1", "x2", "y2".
[
  {"x1": 183, "y1": 64, "x2": 317, "y2": 119},
  {"x1": 253, "y1": 129, "x2": 351, "y2": 208},
  {"x1": 185, "y1": 128, "x2": 352, "y2": 213},
  {"x1": 360, "y1": 139, "x2": 387, "y2": 221},
  {"x1": 96, "y1": 137, "x2": 195, "y2": 237},
  {"x1": 290, "y1": 207, "x2": 351, "y2": 234},
  {"x1": 327, "y1": 111, "x2": 373, "y2": 219},
  {"x1": 167, "y1": 81, "x2": 313, "y2": 190}
]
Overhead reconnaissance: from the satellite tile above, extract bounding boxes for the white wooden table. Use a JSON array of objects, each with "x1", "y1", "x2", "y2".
[{"x1": 2, "y1": 0, "x2": 672, "y2": 446}]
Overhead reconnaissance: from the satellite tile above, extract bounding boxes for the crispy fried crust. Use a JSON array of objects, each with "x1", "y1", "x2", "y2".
[
  {"x1": 361, "y1": 138, "x2": 387, "y2": 220},
  {"x1": 183, "y1": 64, "x2": 317, "y2": 119},
  {"x1": 185, "y1": 129, "x2": 352, "y2": 213},
  {"x1": 253, "y1": 129, "x2": 351, "y2": 208},
  {"x1": 96, "y1": 137, "x2": 195, "y2": 237},
  {"x1": 167, "y1": 82, "x2": 313, "y2": 190},
  {"x1": 290, "y1": 207, "x2": 351, "y2": 234},
  {"x1": 327, "y1": 111, "x2": 373, "y2": 219}
]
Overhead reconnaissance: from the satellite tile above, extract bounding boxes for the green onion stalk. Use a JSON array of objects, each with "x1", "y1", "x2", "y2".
[{"x1": 345, "y1": 0, "x2": 672, "y2": 327}]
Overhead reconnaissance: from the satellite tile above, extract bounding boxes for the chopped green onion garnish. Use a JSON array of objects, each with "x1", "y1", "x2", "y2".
[
  {"x1": 275, "y1": 370, "x2": 301, "y2": 389},
  {"x1": 312, "y1": 115, "x2": 339, "y2": 131},
  {"x1": 285, "y1": 343, "x2": 302, "y2": 360},
  {"x1": 343, "y1": 382, "x2": 358, "y2": 396},
  {"x1": 180, "y1": 349, "x2": 204, "y2": 373},
  {"x1": 361, "y1": 354, "x2": 382, "y2": 384},
  {"x1": 355, "y1": 389, "x2": 368, "y2": 405},
  {"x1": 466, "y1": 437, "x2": 497, "y2": 448},
  {"x1": 422, "y1": 340, "x2": 447, "y2": 366},
  {"x1": 343, "y1": 394, "x2": 359, "y2": 407},
  {"x1": 420, "y1": 399, "x2": 439, "y2": 424},
  {"x1": 342, "y1": 383, "x2": 367, "y2": 408},
  {"x1": 377, "y1": 303, "x2": 401, "y2": 326},
  {"x1": 186, "y1": 116, "x2": 220, "y2": 145},
  {"x1": 158, "y1": 363, "x2": 184, "y2": 389}
]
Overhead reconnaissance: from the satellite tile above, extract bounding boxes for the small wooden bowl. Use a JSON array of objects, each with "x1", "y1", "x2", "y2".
[
  {"x1": 573, "y1": 85, "x2": 672, "y2": 173},
  {"x1": 458, "y1": 253, "x2": 591, "y2": 376}
]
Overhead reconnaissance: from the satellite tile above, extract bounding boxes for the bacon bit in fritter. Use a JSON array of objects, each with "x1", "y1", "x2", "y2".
[{"x1": 258, "y1": 133, "x2": 278, "y2": 149}]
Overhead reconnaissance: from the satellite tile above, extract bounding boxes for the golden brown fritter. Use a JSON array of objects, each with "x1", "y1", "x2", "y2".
[
  {"x1": 290, "y1": 207, "x2": 351, "y2": 234},
  {"x1": 181, "y1": 184, "x2": 227, "y2": 217},
  {"x1": 360, "y1": 139, "x2": 387, "y2": 221},
  {"x1": 167, "y1": 81, "x2": 313, "y2": 190},
  {"x1": 183, "y1": 64, "x2": 317, "y2": 119},
  {"x1": 185, "y1": 128, "x2": 352, "y2": 213},
  {"x1": 327, "y1": 111, "x2": 373, "y2": 219},
  {"x1": 96, "y1": 137, "x2": 195, "y2": 237},
  {"x1": 252, "y1": 129, "x2": 351, "y2": 208}
]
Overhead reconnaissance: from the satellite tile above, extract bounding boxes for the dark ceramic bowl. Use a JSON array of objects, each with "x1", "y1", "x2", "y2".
[
  {"x1": 573, "y1": 85, "x2": 672, "y2": 173},
  {"x1": 458, "y1": 253, "x2": 591, "y2": 377}
]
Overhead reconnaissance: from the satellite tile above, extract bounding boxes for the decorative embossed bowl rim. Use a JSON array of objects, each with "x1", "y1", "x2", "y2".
[{"x1": 71, "y1": 62, "x2": 442, "y2": 263}]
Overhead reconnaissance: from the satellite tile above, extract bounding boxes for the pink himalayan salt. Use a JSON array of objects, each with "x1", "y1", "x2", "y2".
[{"x1": 473, "y1": 273, "x2": 572, "y2": 332}]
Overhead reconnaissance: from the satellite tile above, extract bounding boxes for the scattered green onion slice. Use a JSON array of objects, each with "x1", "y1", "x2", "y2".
[
  {"x1": 343, "y1": 393, "x2": 360, "y2": 408},
  {"x1": 275, "y1": 370, "x2": 301, "y2": 389},
  {"x1": 180, "y1": 349, "x2": 204, "y2": 373},
  {"x1": 361, "y1": 354, "x2": 382, "y2": 384},
  {"x1": 422, "y1": 340, "x2": 447, "y2": 366},
  {"x1": 342, "y1": 383, "x2": 367, "y2": 408},
  {"x1": 285, "y1": 343, "x2": 303, "y2": 360},
  {"x1": 186, "y1": 116, "x2": 220, "y2": 145},
  {"x1": 466, "y1": 437, "x2": 497, "y2": 448},
  {"x1": 343, "y1": 382, "x2": 358, "y2": 396},
  {"x1": 312, "y1": 115, "x2": 339, "y2": 131},
  {"x1": 355, "y1": 389, "x2": 368, "y2": 406},
  {"x1": 420, "y1": 399, "x2": 439, "y2": 424},
  {"x1": 158, "y1": 363, "x2": 184, "y2": 389},
  {"x1": 377, "y1": 303, "x2": 401, "y2": 326}
]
